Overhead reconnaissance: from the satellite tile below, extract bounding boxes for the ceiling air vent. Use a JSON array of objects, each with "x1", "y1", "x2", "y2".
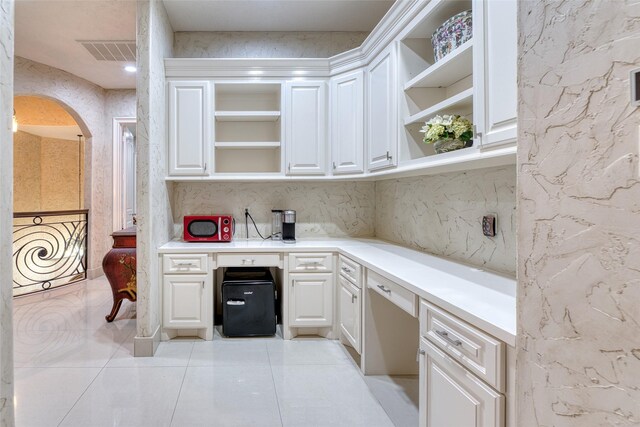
[{"x1": 78, "y1": 40, "x2": 136, "y2": 62}]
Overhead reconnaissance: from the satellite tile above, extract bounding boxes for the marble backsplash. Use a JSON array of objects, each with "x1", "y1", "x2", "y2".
[
  {"x1": 174, "y1": 31, "x2": 368, "y2": 58},
  {"x1": 375, "y1": 166, "x2": 517, "y2": 276},
  {"x1": 172, "y1": 182, "x2": 375, "y2": 239}
]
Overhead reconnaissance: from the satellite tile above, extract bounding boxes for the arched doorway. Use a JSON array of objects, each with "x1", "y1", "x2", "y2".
[{"x1": 12, "y1": 96, "x2": 89, "y2": 297}]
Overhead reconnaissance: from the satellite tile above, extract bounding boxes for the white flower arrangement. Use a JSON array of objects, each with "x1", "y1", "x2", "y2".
[{"x1": 419, "y1": 114, "x2": 473, "y2": 145}]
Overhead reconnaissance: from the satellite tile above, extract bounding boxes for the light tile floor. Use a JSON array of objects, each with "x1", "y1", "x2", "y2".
[{"x1": 13, "y1": 277, "x2": 411, "y2": 427}]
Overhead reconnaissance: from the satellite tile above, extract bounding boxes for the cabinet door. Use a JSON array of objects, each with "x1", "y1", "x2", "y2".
[
  {"x1": 366, "y1": 44, "x2": 398, "y2": 171},
  {"x1": 163, "y1": 275, "x2": 208, "y2": 329},
  {"x1": 331, "y1": 70, "x2": 364, "y2": 174},
  {"x1": 339, "y1": 276, "x2": 361, "y2": 353},
  {"x1": 419, "y1": 338, "x2": 504, "y2": 427},
  {"x1": 168, "y1": 81, "x2": 211, "y2": 175},
  {"x1": 289, "y1": 272, "x2": 333, "y2": 327},
  {"x1": 285, "y1": 81, "x2": 327, "y2": 175},
  {"x1": 473, "y1": 0, "x2": 517, "y2": 148}
]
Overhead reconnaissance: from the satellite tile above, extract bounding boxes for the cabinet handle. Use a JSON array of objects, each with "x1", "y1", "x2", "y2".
[
  {"x1": 301, "y1": 262, "x2": 321, "y2": 270},
  {"x1": 351, "y1": 294, "x2": 357, "y2": 303},
  {"x1": 241, "y1": 258, "x2": 255, "y2": 265},
  {"x1": 204, "y1": 162, "x2": 207, "y2": 172},
  {"x1": 377, "y1": 284, "x2": 391, "y2": 294},
  {"x1": 288, "y1": 162, "x2": 291, "y2": 172},
  {"x1": 386, "y1": 151, "x2": 392, "y2": 161},
  {"x1": 176, "y1": 262, "x2": 193, "y2": 267},
  {"x1": 332, "y1": 162, "x2": 337, "y2": 170},
  {"x1": 341, "y1": 266, "x2": 352, "y2": 273},
  {"x1": 435, "y1": 330, "x2": 463, "y2": 347}
]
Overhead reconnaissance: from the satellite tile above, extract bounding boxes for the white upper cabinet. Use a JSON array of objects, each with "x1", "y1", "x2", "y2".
[
  {"x1": 367, "y1": 44, "x2": 398, "y2": 171},
  {"x1": 473, "y1": 0, "x2": 517, "y2": 148},
  {"x1": 285, "y1": 81, "x2": 327, "y2": 175},
  {"x1": 330, "y1": 70, "x2": 364, "y2": 175},
  {"x1": 168, "y1": 81, "x2": 211, "y2": 176}
]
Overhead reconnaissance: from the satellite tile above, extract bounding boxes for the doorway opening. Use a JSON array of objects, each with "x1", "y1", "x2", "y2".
[{"x1": 112, "y1": 118, "x2": 137, "y2": 231}]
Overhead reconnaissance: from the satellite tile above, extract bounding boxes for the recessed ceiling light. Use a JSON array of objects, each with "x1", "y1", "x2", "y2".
[{"x1": 124, "y1": 65, "x2": 137, "y2": 73}]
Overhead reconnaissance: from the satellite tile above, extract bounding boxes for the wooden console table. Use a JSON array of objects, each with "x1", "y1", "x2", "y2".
[{"x1": 102, "y1": 227, "x2": 136, "y2": 322}]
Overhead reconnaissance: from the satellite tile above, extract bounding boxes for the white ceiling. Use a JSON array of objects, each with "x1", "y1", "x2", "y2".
[
  {"x1": 163, "y1": 0, "x2": 395, "y2": 32},
  {"x1": 15, "y1": 1, "x2": 137, "y2": 90},
  {"x1": 15, "y1": 0, "x2": 394, "y2": 90}
]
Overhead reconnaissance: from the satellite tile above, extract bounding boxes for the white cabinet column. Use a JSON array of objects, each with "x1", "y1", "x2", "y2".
[
  {"x1": 473, "y1": 0, "x2": 517, "y2": 148},
  {"x1": 167, "y1": 80, "x2": 212, "y2": 175},
  {"x1": 284, "y1": 81, "x2": 327, "y2": 175},
  {"x1": 367, "y1": 44, "x2": 398, "y2": 171},
  {"x1": 330, "y1": 70, "x2": 364, "y2": 174}
]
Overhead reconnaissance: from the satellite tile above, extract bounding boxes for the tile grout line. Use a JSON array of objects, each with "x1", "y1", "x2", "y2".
[
  {"x1": 168, "y1": 341, "x2": 196, "y2": 426},
  {"x1": 266, "y1": 341, "x2": 285, "y2": 427}
]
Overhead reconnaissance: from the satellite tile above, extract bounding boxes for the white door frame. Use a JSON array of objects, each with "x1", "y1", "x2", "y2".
[{"x1": 112, "y1": 117, "x2": 136, "y2": 232}]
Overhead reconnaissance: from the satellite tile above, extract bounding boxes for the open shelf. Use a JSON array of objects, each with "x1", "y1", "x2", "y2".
[
  {"x1": 404, "y1": 88, "x2": 473, "y2": 125},
  {"x1": 404, "y1": 40, "x2": 473, "y2": 90},
  {"x1": 214, "y1": 111, "x2": 281, "y2": 122},
  {"x1": 405, "y1": 0, "x2": 472, "y2": 40},
  {"x1": 215, "y1": 141, "x2": 281, "y2": 149},
  {"x1": 215, "y1": 148, "x2": 281, "y2": 173}
]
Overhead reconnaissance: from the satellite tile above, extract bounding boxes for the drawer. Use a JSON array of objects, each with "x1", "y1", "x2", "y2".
[
  {"x1": 420, "y1": 299, "x2": 505, "y2": 392},
  {"x1": 217, "y1": 253, "x2": 283, "y2": 268},
  {"x1": 289, "y1": 253, "x2": 333, "y2": 273},
  {"x1": 338, "y1": 255, "x2": 361, "y2": 287},
  {"x1": 163, "y1": 254, "x2": 208, "y2": 274},
  {"x1": 366, "y1": 270, "x2": 417, "y2": 317}
]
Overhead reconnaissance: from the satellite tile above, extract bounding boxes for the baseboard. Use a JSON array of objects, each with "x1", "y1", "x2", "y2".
[
  {"x1": 87, "y1": 267, "x2": 104, "y2": 280},
  {"x1": 133, "y1": 324, "x2": 161, "y2": 357}
]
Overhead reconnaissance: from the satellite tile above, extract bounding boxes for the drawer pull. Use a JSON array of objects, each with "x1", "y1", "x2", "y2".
[
  {"x1": 176, "y1": 262, "x2": 194, "y2": 267},
  {"x1": 351, "y1": 294, "x2": 357, "y2": 303},
  {"x1": 301, "y1": 262, "x2": 321, "y2": 270},
  {"x1": 241, "y1": 259, "x2": 255, "y2": 265},
  {"x1": 341, "y1": 266, "x2": 352, "y2": 273},
  {"x1": 436, "y1": 330, "x2": 462, "y2": 347},
  {"x1": 377, "y1": 284, "x2": 391, "y2": 294}
]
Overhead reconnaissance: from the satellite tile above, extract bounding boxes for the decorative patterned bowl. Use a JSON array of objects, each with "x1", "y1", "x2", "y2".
[{"x1": 431, "y1": 10, "x2": 473, "y2": 62}]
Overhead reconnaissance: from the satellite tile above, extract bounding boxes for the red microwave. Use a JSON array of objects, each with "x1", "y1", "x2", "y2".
[{"x1": 183, "y1": 215, "x2": 234, "y2": 242}]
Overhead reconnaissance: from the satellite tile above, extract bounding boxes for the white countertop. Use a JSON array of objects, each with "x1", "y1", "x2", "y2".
[{"x1": 159, "y1": 238, "x2": 517, "y2": 346}]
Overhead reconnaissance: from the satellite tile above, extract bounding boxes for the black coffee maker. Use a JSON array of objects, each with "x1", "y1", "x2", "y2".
[{"x1": 282, "y1": 210, "x2": 296, "y2": 244}]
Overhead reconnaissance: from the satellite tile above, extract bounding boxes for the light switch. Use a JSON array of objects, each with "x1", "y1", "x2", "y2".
[
  {"x1": 632, "y1": 68, "x2": 640, "y2": 107},
  {"x1": 482, "y1": 215, "x2": 497, "y2": 237}
]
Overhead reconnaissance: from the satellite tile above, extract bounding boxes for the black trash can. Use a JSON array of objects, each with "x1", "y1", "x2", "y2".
[{"x1": 222, "y1": 267, "x2": 276, "y2": 337}]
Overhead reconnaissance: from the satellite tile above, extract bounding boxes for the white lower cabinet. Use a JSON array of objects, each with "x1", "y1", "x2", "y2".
[
  {"x1": 289, "y1": 272, "x2": 333, "y2": 327},
  {"x1": 163, "y1": 275, "x2": 209, "y2": 329},
  {"x1": 419, "y1": 337, "x2": 504, "y2": 427},
  {"x1": 339, "y1": 275, "x2": 361, "y2": 353}
]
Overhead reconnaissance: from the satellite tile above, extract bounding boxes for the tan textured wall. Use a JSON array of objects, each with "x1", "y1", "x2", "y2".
[
  {"x1": 517, "y1": 1, "x2": 640, "y2": 425},
  {"x1": 40, "y1": 137, "x2": 83, "y2": 211},
  {"x1": 13, "y1": 131, "x2": 41, "y2": 212},
  {"x1": 375, "y1": 166, "x2": 517, "y2": 276}
]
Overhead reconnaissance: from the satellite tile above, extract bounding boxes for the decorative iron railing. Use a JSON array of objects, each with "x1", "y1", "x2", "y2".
[{"x1": 12, "y1": 210, "x2": 88, "y2": 297}]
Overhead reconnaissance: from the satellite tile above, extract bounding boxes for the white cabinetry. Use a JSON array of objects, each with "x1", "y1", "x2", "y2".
[
  {"x1": 473, "y1": 0, "x2": 517, "y2": 148},
  {"x1": 330, "y1": 70, "x2": 364, "y2": 174},
  {"x1": 163, "y1": 275, "x2": 208, "y2": 328},
  {"x1": 289, "y1": 272, "x2": 333, "y2": 327},
  {"x1": 419, "y1": 338, "x2": 504, "y2": 427},
  {"x1": 339, "y1": 275, "x2": 361, "y2": 353},
  {"x1": 366, "y1": 44, "x2": 398, "y2": 171},
  {"x1": 285, "y1": 81, "x2": 327, "y2": 175},
  {"x1": 167, "y1": 81, "x2": 211, "y2": 176},
  {"x1": 338, "y1": 255, "x2": 362, "y2": 353}
]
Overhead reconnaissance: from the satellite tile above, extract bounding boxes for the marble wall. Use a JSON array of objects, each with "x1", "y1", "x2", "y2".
[
  {"x1": 135, "y1": 0, "x2": 174, "y2": 355},
  {"x1": 517, "y1": 1, "x2": 640, "y2": 425},
  {"x1": 0, "y1": 0, "x2": 15, "y2": 424},
  {"x1": 375, "y1": 167, "x2": 516, "y2": 276},
  {"x1": 174, "y1": 31, "x2": 368, "y2": 58},
  {"x1": 173, "y1": 182, "x2": 375, "y2": 239}
]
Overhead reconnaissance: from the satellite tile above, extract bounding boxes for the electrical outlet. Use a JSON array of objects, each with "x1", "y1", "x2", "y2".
[{"x1": 482, "y1": 214, "x2": 497, "y2": 237}]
